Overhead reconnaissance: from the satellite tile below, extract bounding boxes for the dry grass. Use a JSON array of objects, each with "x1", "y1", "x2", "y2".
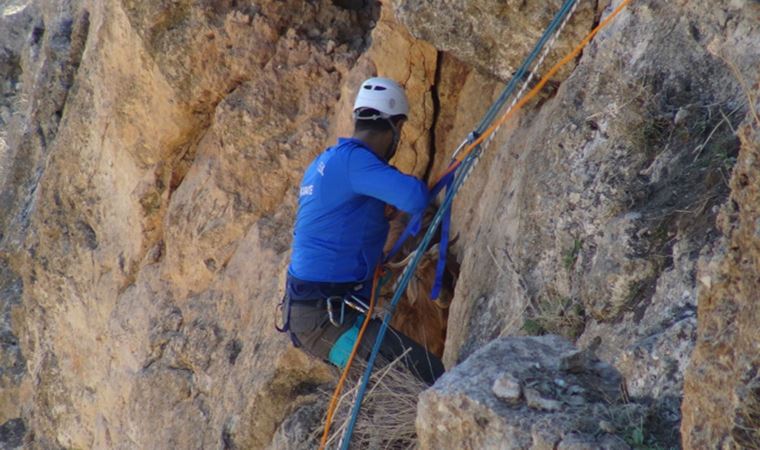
[
  {"x1": 715, "y1": 52, "x2": 759, "y2": 129},
  {"x1": 314, "y1": 349, "x2": 426, "y2": 450},
  {"x1": 535, "y1": 296, "x2": 585, "y2": 339},
  {"x1": 732, "y1": 377, "x2": 760, "y2": 449},
  {"x1": 523, "y1": 293, "x2": 586, "y2": 340}
]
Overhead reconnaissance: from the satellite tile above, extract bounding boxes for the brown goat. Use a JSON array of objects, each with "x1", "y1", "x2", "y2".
[{"x1": 380, "y1": 208, "x2": 459, "y2": 358}]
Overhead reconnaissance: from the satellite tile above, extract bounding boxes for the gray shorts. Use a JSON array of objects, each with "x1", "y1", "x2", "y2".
[
  {"x1": 288, "y1": 300, "x2": 361, "y2": 360},
  {"x1": 285, "y1": 299, "x2": 445, "y2": 385}
]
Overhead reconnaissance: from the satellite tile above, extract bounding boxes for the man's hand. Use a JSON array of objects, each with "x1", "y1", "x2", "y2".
[{"x1": 384, "y1": 205, "x2": 401, "y2": 220}]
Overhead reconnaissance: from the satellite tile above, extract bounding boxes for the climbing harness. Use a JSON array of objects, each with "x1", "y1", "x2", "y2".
[
  {"x1": 275, "y1": 276, "x2": 371, "y2": 348},
  {"x1": 274, "y1": 294, "x2": 301, "y2": 347},
  {"x1": 343, "y1": 295, "x2": 370, "y2": 315},
  {"x1": 327, "y1": 0, "x2": 635, "y2": 448}
]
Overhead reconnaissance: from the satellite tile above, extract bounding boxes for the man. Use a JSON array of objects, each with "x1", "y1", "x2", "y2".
[{"x1": 279, "y1": 77, "x2": 444, "y2": 385}]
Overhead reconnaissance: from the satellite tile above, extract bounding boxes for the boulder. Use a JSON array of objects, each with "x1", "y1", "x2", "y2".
[{"x1": 417, "y1": 336, "x2": 636, "y2": 450}]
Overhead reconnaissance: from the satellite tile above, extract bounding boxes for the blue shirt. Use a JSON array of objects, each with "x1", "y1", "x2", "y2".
[{"x1": 289, "y1": 138, "x2": 429, "y2": 283}]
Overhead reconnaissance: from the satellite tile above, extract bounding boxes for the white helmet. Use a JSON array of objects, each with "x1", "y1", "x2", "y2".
[{"x1": 353, "y1": 77, "x2": 409, "y2": 120}]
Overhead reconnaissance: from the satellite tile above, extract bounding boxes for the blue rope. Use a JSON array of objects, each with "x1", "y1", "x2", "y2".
[
  {"x1": 475, "y1": 0, "x2": 578, "y2": 134},
  {"x1": 339, "y1": 146, "x2": 478, "y2": 450},
  {"x1": 338, "y1": 1, "x2": 577, "y2": 447}
]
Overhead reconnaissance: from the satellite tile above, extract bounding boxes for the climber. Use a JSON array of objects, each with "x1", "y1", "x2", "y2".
[{"x1": 277, "y1": 77, "x2": 445, "y2": 385}]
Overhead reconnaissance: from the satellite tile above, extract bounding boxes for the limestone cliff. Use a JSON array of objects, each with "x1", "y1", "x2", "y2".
[
  {"x1": 0, "y1": 0, "x2": 758, "y2": 449},
  {"x1": 1, "y1": 1, "x2": 377, "y2": 447}
]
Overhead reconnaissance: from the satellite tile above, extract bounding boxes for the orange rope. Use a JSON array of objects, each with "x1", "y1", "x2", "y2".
[
  {"x1": 435, "y1": 0, "x2": 633, "y2": 185},
  {"x1": 319, "y1": 266, "x2": 381, "y2": 449}
]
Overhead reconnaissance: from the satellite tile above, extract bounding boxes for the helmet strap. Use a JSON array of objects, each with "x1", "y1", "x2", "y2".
[{"x1": 385, "y1": 118, "x2": 401, "y2": 162}]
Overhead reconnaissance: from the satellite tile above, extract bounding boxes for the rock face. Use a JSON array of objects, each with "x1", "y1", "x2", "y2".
[
  {"x1": 393, "y1": 0, "x2": 597, "y2": 82},
  {"x1": 432, "y1": 1, "x2": 759, "y2": 444},
  {"x1": 0, "y1": 0, "x2": 375, "y2": 448},
  {"x1": 0, "y1": 0, "x2": 758, "y2": 448},
  {"x1": 681, "y1": 124, "x2": 760, "y2": 448},
  {"x1": 329, "y1": 3, "x2": 438, "y2": 178},
  {"x1": 0, "y1": 260, "x2": 24, "y2": 436},
  {"x1": 417, "y1": 336, "x2": 636, "y2": 450},
  {"x1": 266, "y1": 397, "x2": 324, "y2": 450}
]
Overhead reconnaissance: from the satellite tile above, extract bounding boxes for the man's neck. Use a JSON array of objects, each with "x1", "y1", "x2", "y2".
[{"x1": 352, "y1": 131, "x2": 388, "y2": 160}]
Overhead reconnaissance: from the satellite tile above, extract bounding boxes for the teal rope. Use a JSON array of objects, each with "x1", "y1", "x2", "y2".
[{"x1": 338, "y1": 1, "x2": 578, "y2": 447}]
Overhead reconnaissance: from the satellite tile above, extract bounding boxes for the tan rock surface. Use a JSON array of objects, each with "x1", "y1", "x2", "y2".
[
  {"x1": 393, "y1": 0, "x2": 597, "y2": 83},
  {"x1": 416, "y1": 336, "x2": 634, "y2": 450},
  {"x1": 329, "y1": 4, "x2": 438, "y2": 178},
  {"x1": 0, "y1": 0, "x2": 455, "y2": 447},
  {"x1": 0, "y1": 0, "x2": 377, "y2": 447},
  {"x1": 681, "y1": 122, "x2": 760, "y2": 448}
]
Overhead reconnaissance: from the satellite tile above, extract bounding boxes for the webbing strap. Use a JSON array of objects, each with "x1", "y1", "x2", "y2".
[
  {"x1": 274, "y1": 294, "x2": 304, "y2": 348},
  {"x1": 430, "y1": 173, "x2": 454, "y2": 299},
  {"x1": 383, "y1": 169, "x2": 456, "y2": 264}
]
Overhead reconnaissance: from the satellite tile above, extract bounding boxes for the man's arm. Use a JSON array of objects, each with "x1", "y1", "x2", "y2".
[{"x1": 348, "y1": 148, "x2": 429, "y2": 214}]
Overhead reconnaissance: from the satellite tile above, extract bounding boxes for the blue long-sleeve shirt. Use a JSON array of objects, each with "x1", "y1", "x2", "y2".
[{"x1": 289, "y1": 137, "x2": 429, "y2": 284}]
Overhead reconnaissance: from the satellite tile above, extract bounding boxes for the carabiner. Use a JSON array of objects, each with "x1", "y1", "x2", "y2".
[{"x1": 326, "y1": 296, "x2": 345, "y2": 327}]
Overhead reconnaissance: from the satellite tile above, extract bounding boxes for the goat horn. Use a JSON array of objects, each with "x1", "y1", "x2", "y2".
[
  {"x1": 385, "y1": 250, "x2": 417, "y2": 269},
  {"x1": 408, "y1": 280, "x2": 418, "y2": 305},
  {"x1": 386, "y1": 242, "x2": 441, "y2": 270},
  {"x1": 425, "y1": 243, "x2": 440, "y2": 256},
  {"x1": 433, "y1": 299, "x2": 450, "y2": 310}
]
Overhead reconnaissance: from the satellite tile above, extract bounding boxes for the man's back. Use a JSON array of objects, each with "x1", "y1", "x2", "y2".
[{"x1": 290, "y1": 137, "x2": 428, "y2": 284}]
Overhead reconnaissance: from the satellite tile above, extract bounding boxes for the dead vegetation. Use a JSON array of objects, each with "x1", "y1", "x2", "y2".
[
  {"x1": 313, "y1": 351, "x2": 425, "y2": 449},
  {"x1": 523, "y1": 291, "x2": 586, "y2": 340},
  {"x1": 732, "y1": 374, "x2": 760, "y2": 449}
]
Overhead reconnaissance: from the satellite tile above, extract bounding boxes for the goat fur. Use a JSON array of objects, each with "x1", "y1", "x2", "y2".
[{"x1": 380, "y1": 207, "x2": 458, "y2": 358}]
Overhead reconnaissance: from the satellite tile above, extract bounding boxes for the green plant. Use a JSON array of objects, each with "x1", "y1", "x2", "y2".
[
  {"x1": 562, "y1": 238, "x2": 583, "y2": 270},
  {"x1": 616, "y1": 412, "x2": 676, "y2": 450},
  {"x1": 624, "y1": 421, "x2": 646, "y2": 448},
  {"x1": 521, "y1": 318, "x2": 543, "y2": 335},
  {"x1": 712, "y1": 145, "x2": 738, "y2": 170},
  {"x1": 625, "y1": 280, "x2": 646, "y2": 305},
  {"x1": 623, "y1": 426, "x2": 672, "y2": 450}
]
